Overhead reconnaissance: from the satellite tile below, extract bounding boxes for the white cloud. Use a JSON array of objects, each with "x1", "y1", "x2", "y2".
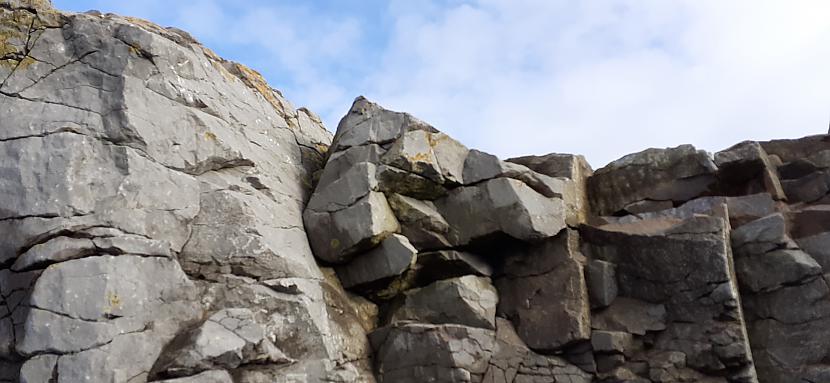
[
  {"x1": 363, "y1": 0, "x2": 830, "y2": 167},
  {"x1": 59, "y1": 0, "x2": 830, "y2": 168}
]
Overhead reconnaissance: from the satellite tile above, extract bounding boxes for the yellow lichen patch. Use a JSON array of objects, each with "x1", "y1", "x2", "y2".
[
  {"x1": 104, "y1": 291, "x2": 123, "y2": 315},
  {"x1": 330, "y1": 238, "x2": 341, "y2": 249},
  {"x1": 227, "y1": 62, "x2": 290, "y2": 116},
  {"x1": 204, "y1": 131, "x2": 217, "y2": 141},
  {"x1": 408, "y1": 151, "x2": 432, "y2": 163},
  {"x1": 314, "y1": 143, "x2": 329, "y2": 156}
]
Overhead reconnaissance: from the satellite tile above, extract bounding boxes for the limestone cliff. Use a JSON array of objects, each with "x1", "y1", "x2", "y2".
[{"x1": 2, "y1": 1, "x2": 830, "y2": 383}]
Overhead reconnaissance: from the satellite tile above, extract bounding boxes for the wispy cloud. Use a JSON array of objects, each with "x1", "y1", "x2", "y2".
[{"x1": 55, "y1": 0, "x2": 830, "y2": 167}]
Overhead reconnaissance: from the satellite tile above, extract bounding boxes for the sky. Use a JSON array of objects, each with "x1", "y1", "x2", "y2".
[{"x1": 53, "y1": 0, "x2": 830, "y2": 168}]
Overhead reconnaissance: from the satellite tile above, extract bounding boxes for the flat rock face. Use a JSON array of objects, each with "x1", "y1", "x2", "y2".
[{"x1": 3, "y1": 2, "x2": 830, "y2": 383}]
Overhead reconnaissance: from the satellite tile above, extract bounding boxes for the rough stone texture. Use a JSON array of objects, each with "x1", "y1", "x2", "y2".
[
  {"x1": 496, "y1": 229, "x2": 591, "y2": 352},
  {"x1": 389, "y1": 275, "x2": 498, "y2": 329},
  {"x1": 587, "y1": 145, "x2": 719, "y2": 216},
  {"x1": 0, "y1": 1, "x2": 375, "y2": 381},
  {"x1": 4, "y1": 2, "x2": 830, "y2": 383},
  {"x1": 582, "y1": 216, "x2": 756, "y2": 382}
]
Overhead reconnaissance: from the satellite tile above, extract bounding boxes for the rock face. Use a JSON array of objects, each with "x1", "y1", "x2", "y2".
[
  {"x1": 2, "y1": 2, "x2": 830, "y2": 383},
  {"x1": 0, "y1": 1, "x2": 373, "y2": 382}
]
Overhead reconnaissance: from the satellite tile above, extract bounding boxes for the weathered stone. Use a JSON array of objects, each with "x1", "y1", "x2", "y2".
[
  {"x1": 335, "y1": 234, "x2": 417, "y2": 290},
  {"x1": 438, "y1": 177, "x2": 566, "y2": 246},
  {"x1": 330, "y1": 96, "x2": 437, "y2": 153},
  {"x1": 735, "y1": 249, "x2": 822, "y2": 293},
  {"x1": 587, "y1": 259, "x2": 618, "y2": 308},
  {"x1": 19, "y1": 354, "x2": 58, "y2": 383},
  {"x1": 304, "y1": 191, "x2": 400, "y2": 264},
  {"x1": 731, "y1": 213, "x2": 791, "y2": 255},
  {"x1": 613, "y1": 193, "x2": 778, "y2": 229},
  {"x1": 496, "y1": 230, "x2": 591, "y2": 351},
  {"x1": 152, "y1": 370, "x2": 233, "y2": 383},
  {"x1": 386, "y1": 193, "x2": 451, "y2": 250},
  {"x1": 592, "y1": 297, "x2": 667, "y2": 335},
  {"x1": 381, "y1": 129, "x2": 444, "y2": 183},
  {"x1": 430, "y1": 132, "x2": 469, "y2": 185},
  {"x1": 781, "y1": 169, "x2": 830, "y2": 203},
  {"x1": 715, "y1": 141, "x2": 786, "y2": 200},
  {"x1": 389, "y1": 275, "x2": 498, "y2": 329},
  {"x1": 588, "y1": 145, "x2": 718, "y2": 215},
  {"x1": 483, "y1": 318, "x2": 592, "y2": 383},
  {"x1": 369, "y1": 323, "x2": 496, "y2": 383},
  {"x1": 509, "y1": 153, "x2": 593, "y2": 225},
  {"x1": 11, "y1": 236, "x2": 97, "y2": 271},
  {"x1": 306, "y1": 162, "x2": 378, "y2": 212},
  {"x1": 375, "y1": 164, "x2": 447, "y2": 200},
  {"x1": 317, "y1": 144, "x2": 385, "y2": 189},
  {"x1": 411, "y1": 250, "x2": 492, "y2": 286},
  {"x1": 591, "y1": 330, "x2": 634, "y2": 354},
  {"x1": 582, "y1": 216, "x2": 755, "y2": 381},
  {"x1": 157, "y1": 308, "x2": 290, "y2": 376}
]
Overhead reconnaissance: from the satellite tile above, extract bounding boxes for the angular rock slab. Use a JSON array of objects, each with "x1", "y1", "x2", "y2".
[
  {"x1": 335, "y1": 234, "x2": 417, "y2": 290},
  {"x1": 437, "y1": 177, "x2": 566, "y2": 246},
  {"x1": 389, "y1": 275, "x2": 498, "y2": 329},
  {"x1": 496, "y1": 229, "x2": 591, "y2": 351},
  {"x1": 369, "y1": 323, "x2": 496, "y2": 383},
  {"x1": 588, "y1": 144, "x2": 718, "y2": 215},
  {"x1": 304, "y1": 191, "x2": 400, "y2": 264},
  {"x1": 581, "y1": 216, "x2": 757, "y2": 381}
]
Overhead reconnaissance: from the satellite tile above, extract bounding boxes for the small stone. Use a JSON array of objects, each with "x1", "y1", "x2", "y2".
[{"x1": 335, "y1": 234, "x2": 417, "y2": 290}]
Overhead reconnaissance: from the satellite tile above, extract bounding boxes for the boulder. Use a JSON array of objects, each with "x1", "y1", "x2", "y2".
[
  {"x1": 389, "y1": 275, "x2": 498, "y2": 329},
  {"x1": 381, "y1": 129, "x2": 444, "y2": 183},
  {"x1": 714, "y1": 141, "x2": 786, "y2": 200},
  {"x1": 156, "y1": 308, "x2": 290, "y2": 376},
  {"x1": 437, "y1": 177, "x2": 566, "y2": 246},
  {"x1": 369, "y1": 323, "x2": 496, "y2": 383},
  {"x1": 330, "y1": 96, "x2": 437, "y2": 153},
  {"x1": 386, "y1": 193, "x2": 451, "y2": 250},
  {"x1": 304, "y1": 191, "x2": 400, "y2": 264},
  {"x1": 735, "y1": 249, "x2": 822, "y2": 293},
  {"x1": 588, "y1": 145, "x2": 718, "y2": 215},
  {"x1": 591, "y1": 298, "x2": 667, "y2": 335},
  {"x1": 410, "y1": 250, "x2": 492, "y2": 286},
  {"x1": 586, "y1": 259, "x2": 619, "y2": 308},
  {"x1": 496, "y1": 230, "x2": 591, "y2": 351},
  {"x1": 335, "y1": 234, "x2": 417, "y2": 290}
]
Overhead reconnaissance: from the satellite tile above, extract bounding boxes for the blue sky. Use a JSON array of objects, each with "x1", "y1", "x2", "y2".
[{"x1": 53, "y1": 0, "x2": 830, "y2": 167}]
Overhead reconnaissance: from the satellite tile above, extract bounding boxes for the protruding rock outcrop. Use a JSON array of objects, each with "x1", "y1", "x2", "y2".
[{"x1": 3, "y1": 2, "x2": 830, "y2": 383}]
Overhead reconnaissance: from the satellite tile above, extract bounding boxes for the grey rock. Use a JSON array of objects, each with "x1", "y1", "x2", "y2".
[
  {"x1": 438, "y1": 177, "x2": 566, "y2": 246},
  {"x1": 411, "y1": 250, "x2": 492, "y2": 285},
  {"x1": 386, "y1": 193, "x2": 451, "y2": 250},
  {"x1": 375, "y1": 163, "x2": 447, "y2": 200},
  {"x1": 19, "y1": 354, "x2": 58, "y2": 383},
  {"x1": 715, "y1": 141, "x2": 786, "y2": 200},
  {"x1": 12, "y1": 236, "x2": 97, "y2": 271},
  {"x1": 307, "y1": 162, "x2": 378, "y2": 212},
  {"x1": 304, "y1": 191, "x2": 400, "y2": 264},
  {"x1": 735, "y1": 249, "x2": 822, "y2": 293},
  {"x1": 796, "y1": 233, "x2": 830, "y2": 270},
  {"x1": 152, "y1": 370, "x2": 233, "y2": 383},
  {"x1": 369, "y1": 323, "x2": 495, "y2": 383},
  {"x1": 483, "y1": 318, "x2": 592, "y2": 383},
  {"x1": 782, "y1": 169, "x2": 830, "y2": 203},
  {"x1": 592, "y1": 297, "x2": 667, "y2": 335},
  {"x1": 588, "y1": 144, "x2": 718, "y2": 215},
  {"x1": 158, "y1": 308, "x2": 290, "y2": 376},
  {"x1": 496, "y1": 229, "x2": 591, "y2": 351},
  {"x1": 335, "y1": 234, "x2": 417, "y2": 290},
  {"x1": 317, "y1": 144, "x2": 385, "y2": 189},
  {"x1": 587, "y1": 259, "x2": 618, "y2": 308},
  {"x1": 381, "y1": 129, "x2": 444, "y2": 183},
  {"x1": 591, "y1": 330, "x2": 634, "y2": 354},
  {"x1": 389, "y1": 275, "x2": 498, "y2": 329},
  {"x1": 731, "y1": 213, "x2": 790, "y2": 250},
  {"x1": 331, "y1": 96, "x2": 437, "y2": 153},
  {"x1": 430, "y1": 132, "x2": 469, "y2": 185}
]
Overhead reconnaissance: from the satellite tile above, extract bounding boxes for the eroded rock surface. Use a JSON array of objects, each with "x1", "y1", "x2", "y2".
[{"x1": 3, "y1": 2, "x2": 830, "y2": 383}]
